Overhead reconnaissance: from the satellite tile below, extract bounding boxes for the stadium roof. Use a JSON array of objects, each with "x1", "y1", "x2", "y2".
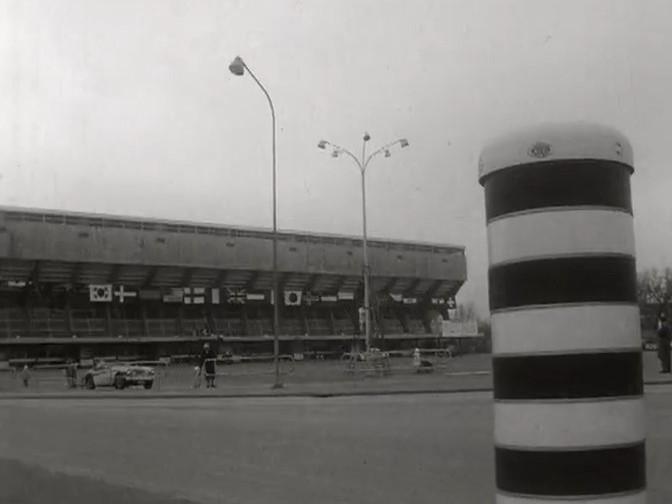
[{"x1": 0, "y1": 205, "x2": 465, "y2": 253}]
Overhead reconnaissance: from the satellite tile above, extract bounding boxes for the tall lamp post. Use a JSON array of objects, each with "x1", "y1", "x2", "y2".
[
  {"x1": 318, "y1": 134, "x2": 409, "y2": 353},
  {"x1": 229, "y1": 56, "x2": 282, "y2": 389}
]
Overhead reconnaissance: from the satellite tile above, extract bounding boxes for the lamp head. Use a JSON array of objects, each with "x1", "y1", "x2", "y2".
[
  {"x1": 331, "y1": 150, "x2": 339, "y2": 158},
  {"x1": 363, "y1": 132, "x2": 371, "y2": 142},
  {"x1": 317, "y1": 140, "x2": 328, "y2": 150},
  {"x1": 399, "y1": 138, "x2": 409, "y2": 148},
  {"x1": 229, "y1": 56, "x2": 245, "y2": 76},
  {"x1": 384, "y1": 150, "x2": 391, "y2": 158}
]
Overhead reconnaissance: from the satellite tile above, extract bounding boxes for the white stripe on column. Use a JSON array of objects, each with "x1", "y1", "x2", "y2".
[
  {"x1": 487, "y1": 209, "x2": 635, "y2": 266},
  {"x1": 495, "y1": 398, "x2": 645, "y2": 448},
  {"x1": 492, "y1": 304, "x2": 641, "y2": 355},
  {"x1": 496, "y1": 491, "x2": 645, "y2": 504}
]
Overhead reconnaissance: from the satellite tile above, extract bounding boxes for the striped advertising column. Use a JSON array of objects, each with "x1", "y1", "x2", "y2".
[{"x1": 479, "y1": 123, "x2": 645, "y2": 504}]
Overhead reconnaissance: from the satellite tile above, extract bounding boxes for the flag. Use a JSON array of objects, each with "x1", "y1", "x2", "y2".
[
  {"x1": 390, "y1": 293, "x2": 403, "y2": 302},
  {"x1": 162, "y1": 288, "x2": 184, "y2": 303},
  {"x1": 246, "y1": 292, "x2": 265, "y2": 302},
  {"x1": 139, "y1": 289, "x2": 161, "y2": 300},
  {"x1": 114, "y1": 285, "x2": 138, "y2": 303},
  {"x1": 183, "y1": 287, "x2": 205, "y2": 305},
  {"x1": 303, "y1": 292, "x2": 320, "y2": 305},
  {"x1": 402, "y1": 297, "x2": 417, "y2": 305},
  {"x1": 210, "y1": 288, "x2": 220, "y2": 304},
  {"x1": 89, "y1": 284, "x2": 112, "y2": 302},
  {"x1": 320, "y1": 294, "x2": 338, "y2": 303},
  {"x1": 447, "y1": 296, "x2": 456, "y2": 309},
  {"x1": 226, "y1": 289, "x2": 247, "y2": 304},
  {"x1": 284, "y1": 290, "x2": 302, "y2": 306},
  {"x1": 337, "y1": 291, "x2": 354, "y2": 301},
  {"x1": 431, "y1": 297, "x2": 446, "y2": 305}
]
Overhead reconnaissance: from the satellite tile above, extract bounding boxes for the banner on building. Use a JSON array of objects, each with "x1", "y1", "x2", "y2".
[
  {"x1": 284, "y1": 290, "x2": 302, "y2": 306},
  {"x1": 139, "y1": 289, "x2": 162, "y2": 300},
  {"x1": 89, "y1": 284, "x2": 112, "y2": 302},
  {"x1": 303, "y1": 292, "x2": 320, "y2": 305},
  {"x1": 226, "y1": 289, "x2": 247, "y2": 304},
  {"x1": 183, "y1": 287, "x2": 205, "y2": 305},
  {"x1": 442, "y1": 320, "x2": 480, "y2": 338},
  {"x1": 114, "y1": 285, "x2": 137, "y2": 303},
  {"x1": 162, "y1": 288, "x2": 184, "y2": 303}
]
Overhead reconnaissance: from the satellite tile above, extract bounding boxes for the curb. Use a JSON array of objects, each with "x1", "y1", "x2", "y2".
[{"x1": 2, "y1": 380, "x2": 671, "y2": 401}]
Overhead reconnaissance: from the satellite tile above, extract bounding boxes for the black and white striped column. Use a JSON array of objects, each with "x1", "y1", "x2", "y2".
[{"x1": 479, "y1": 123, "x2": 646, "y2": 504}]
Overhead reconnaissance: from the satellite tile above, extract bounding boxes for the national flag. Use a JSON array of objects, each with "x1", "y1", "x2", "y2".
[
  {"x1": 7, "y1": 281, "x2": 27, "y2": 288},
  {"x1": 431, "y1": 298, "x2": 447, "y2": 305},
  {"x1": 226, "y1": 289, "x2": 247, "y2": 304},
  {"x1": 389, "y1": 293, "x2": 403, "y2": 302},
  {"x1": 210, "y1": 288, "x2": 220, "y2": 305},
  {"x1": 303, "y1": 292, "x2": 320, "y2": 305},
  {"x1": 402, "y1": 297, "x2": 417, "y2": 305},
  {"x1": 183, "y1": 287, "x2": 205, "y2": 305},
  {"x1": 162, "y1": 288, "x2": 184, "y2": 303},
  {"x1": 89, "y1": 284, "x2": 112, "y2": 302},
  {"x1": 319, "y1": 294, "x2": 338, "y2": 303},
  {"x1": 114, "y1": 285, "x2": 138, "y2": 303},
  {"x1": 246, "y1": 292, "x2": 266, "y2": 302},
  {"x1": 139, "y1": 289, "x2": 161, "y2": 300},
  {"x1": 337, "y1": 291, "x2": 355, "y2": 301},
  {"x1": 447, "y1": 296, "x2": 456, "y2": 309},
  {"x1": 284, "y1": 290, "x2": 302, "y2": 306}
]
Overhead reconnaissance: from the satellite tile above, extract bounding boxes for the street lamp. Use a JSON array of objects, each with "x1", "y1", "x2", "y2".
[
  {"x1": 229, "y1": 55, "x2": 283, "y2": 389},
  {"x1": 318, "y1": 133, "x2": 409, "y2": 353}
]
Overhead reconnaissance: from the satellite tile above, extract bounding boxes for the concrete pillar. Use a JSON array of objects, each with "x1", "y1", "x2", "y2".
[{"x1": 479, "y1": 123, "x2": 645, "y2": 503}]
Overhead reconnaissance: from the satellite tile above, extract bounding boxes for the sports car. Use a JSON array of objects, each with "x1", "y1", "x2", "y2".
[{"x1": 82, "y1": 361, "x2": 155, "y2": 390}]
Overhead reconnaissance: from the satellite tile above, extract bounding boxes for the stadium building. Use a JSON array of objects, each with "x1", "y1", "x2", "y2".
[{"x1": 0, "y1": 206, "x2": 467, "y2": 363}]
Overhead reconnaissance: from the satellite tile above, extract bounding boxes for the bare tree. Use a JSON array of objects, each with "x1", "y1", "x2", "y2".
[{"x1": 637, "y1": 268, "x2": 672, "y2": 316}]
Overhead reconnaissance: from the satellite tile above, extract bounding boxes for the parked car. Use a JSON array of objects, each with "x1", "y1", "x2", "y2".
[{"x1": 82, "y1": 360, "x2": 155, "y2": 390}]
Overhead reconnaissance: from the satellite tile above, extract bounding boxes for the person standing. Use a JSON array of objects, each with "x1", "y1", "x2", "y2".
[
  {"x1": 657, "y1": 314, "x2": 671, "y2": 373},
  {"x1": 199, "y1": 342, "x2": 217, "y2": 388}
]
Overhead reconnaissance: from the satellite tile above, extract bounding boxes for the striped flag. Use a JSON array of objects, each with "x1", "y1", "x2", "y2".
[{"x1": 162, "y1": 288, "x2": 184, "y2": 303}]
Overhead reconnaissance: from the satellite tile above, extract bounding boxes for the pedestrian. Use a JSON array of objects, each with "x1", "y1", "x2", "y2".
[
  {"x1": 20, "y1": 364, "x2": 31, "y2": 388},
  {"x1": 658, "y1": 314, "x2": 671, "y2": 373},
  {"x1": 200, "y1": 342, "x2": 217, "y2": 388},
  {"x1": 64, "y1": 359, "x2": 78, "y2": 388}
]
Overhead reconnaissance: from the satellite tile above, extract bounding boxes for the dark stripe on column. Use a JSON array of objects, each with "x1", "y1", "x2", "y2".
[
  {"x1": 483, "y1": 160, "x2": 633, "y2": 221},
  {"x1": 494, "y1": 352, "x2": 642, "y2": 400},
  {"x1": 496, "y1": 443, "x2": 645, "y2": 496},
  {"x1": 489, "y1": 256, "x2": 636, "y2": 311}
]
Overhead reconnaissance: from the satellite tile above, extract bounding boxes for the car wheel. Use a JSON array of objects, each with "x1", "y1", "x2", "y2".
[
  {"x1": 84, "y1": 375, "x2": 95, "y2": 390},
  {"x1": 113, "y1": 374, "x2": 126, "y2": 390},
  {"x1": 143, "y1": 381, "x2": 153, "y2": 390}
]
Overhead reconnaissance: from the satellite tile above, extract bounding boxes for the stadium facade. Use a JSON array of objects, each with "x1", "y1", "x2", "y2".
[{"x1": 0, "y1": 206, "x2": 467, "y2": 362}]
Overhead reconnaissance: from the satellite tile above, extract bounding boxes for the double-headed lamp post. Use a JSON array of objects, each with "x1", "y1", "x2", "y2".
[
  {"x1": 229, "y1": 55, "x2": 282, "y2": 389},
  {"x1": 318, "y1": 134, "x2": 409, "y2": 353}
]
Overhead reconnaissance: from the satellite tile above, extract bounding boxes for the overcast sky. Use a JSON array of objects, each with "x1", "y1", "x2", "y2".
[{"x1": 1, "y1": 0, "x2": 671, "y2": 315}]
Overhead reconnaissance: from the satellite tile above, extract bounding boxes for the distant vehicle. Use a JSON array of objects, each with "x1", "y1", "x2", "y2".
[{"x1": 82, "y1": 361, "x2": 155, "y2": 390}]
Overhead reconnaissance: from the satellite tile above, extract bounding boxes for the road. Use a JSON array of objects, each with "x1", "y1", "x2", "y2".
[{"x1": 2, "y1": 387, "x2": 672, "y2": 503}]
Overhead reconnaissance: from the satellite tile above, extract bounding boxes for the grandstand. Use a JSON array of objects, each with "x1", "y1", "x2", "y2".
[{"x1": 0, "y1": 206, "x2": 467, "y2": 362}]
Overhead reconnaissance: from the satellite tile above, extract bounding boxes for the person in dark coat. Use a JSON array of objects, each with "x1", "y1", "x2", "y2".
[
  {"x1": 657, "y1": 314, "x2": 671, "y2": 373},
  {"x1": 199, "y1": 343, "x2": 217, "y2": 388}
]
